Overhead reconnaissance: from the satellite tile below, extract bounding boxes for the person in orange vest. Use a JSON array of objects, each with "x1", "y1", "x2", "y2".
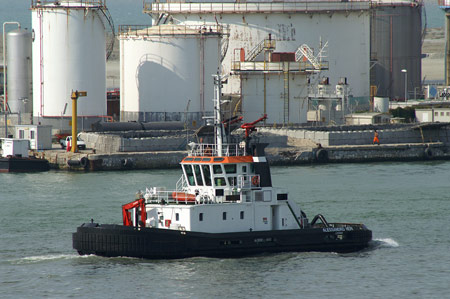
[{"x1": 373, "y1": 130, "x2": 380, "y2": 145}]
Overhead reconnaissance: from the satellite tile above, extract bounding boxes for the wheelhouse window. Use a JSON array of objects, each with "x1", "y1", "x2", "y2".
[
  {"x1": 224, "y1": 164, "x2": 236, "y2": 174},
  {"x1": 183, "y1": 165, "x2": 195, "y2": 186},
  {"x1": 213, "y1": 164, "x2": 223, "y2": 174},
  {"x1": 199, "y1": 213, "x2": 204, "y2": 221},
  {"x1": 202, "y1": 165, "x2": 212, "y2": 186},
  {"x1": 223, "y1": 212, "x2": 227, "y2": 220},
  {"x1": 242, "y1": 165, "x2": 247, "y2": 173},
  {"x1": 214, "y1": 177, "x2": 226, "y2": 187},
  {"x1": 30, "y1": 131, "x2": 35, "y2": 140},
  {"x1": 194, "y1": 165, "x2": 204, "y2": 186},
  {"x1": 240, "y1": 211, "x2": 244, "y2": 219}
]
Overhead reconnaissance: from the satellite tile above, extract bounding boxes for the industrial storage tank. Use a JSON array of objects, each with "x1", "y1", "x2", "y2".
[
  {"x1": 370, "y1": 0, "x2": 422, "y2": 100},
  {"x1": 31, "y1": 0, "x2": 111, "y2": 124},
  {"x1": 144, "y1": 0, "x2": 372, "y2": 102},
  {"x1": 6, "y1": 28, "x2": 33, "y2": 115},
  {"x1": 374, "y1": 97, "x2": 389, "y2": 113},
  {"x1": 119, "y1": 24, "x2": 222, "y2": 122}
]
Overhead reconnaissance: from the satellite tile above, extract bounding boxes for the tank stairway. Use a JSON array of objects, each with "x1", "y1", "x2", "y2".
[
  {"x1": 246, "y1": 38, "x2": 276, "y2": 62},
  {"x1": 220, "y1": 36, "x2": 229, "y2": 63},
  {"x1": 295, "y1": 44, "x2": 320, "y2": 69},
  {"x1": 283, "y1": 62, "x2": 289, "y2": 125},
  {"x1": 295, "y1": 41, "x2": 328, "y2": 70},
  {"x1": 98, "y1": 5, "x2": 115, "y2": 60}
]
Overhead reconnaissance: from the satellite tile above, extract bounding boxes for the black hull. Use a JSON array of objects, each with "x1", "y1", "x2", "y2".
[
  {"x1": 73, "y1": 223, "x2": 372, "y2": 259},
  {"x1": 0, "y1": 157, "x2": 50, "y2": 173}
]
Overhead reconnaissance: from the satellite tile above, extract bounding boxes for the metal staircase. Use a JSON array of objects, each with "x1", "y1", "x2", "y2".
[
  {"x1": 283, "y1": 62, "x2": 289, "y2": 125},
  {"x1": 295, "y1": 41, "x2": 328, "y2": 70},
  {"x1": 221, "y1": 36, "x2": 229, "y2": 63},
  {"x1": 246, "y1": 38, "x2": 276, "y2": 61},
  {"x1": 295, "y1": 44, "x2": 320, "y2": 69},
  {"x1": 98, "y1": 5, "x2": 115, "y2": 60}
]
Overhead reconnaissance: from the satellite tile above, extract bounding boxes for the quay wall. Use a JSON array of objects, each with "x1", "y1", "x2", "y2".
[
  {"x1": 258, "y1": 127, "x2": 450, "y2": 146},
  {"x1": 265, "y1": 143, "x2": 449, "y2": 164},
  {"x1": 39, "y1": 150, "x2": 185, "y2": 171},
  {"x1": 34, "y1": 124, "x2": 450, "y2": 171},
  {"x1": 79, "y1": 132, "x2": 187, "y2": 153},
  {"x1": 36, "y1": 142, "x2": 450, "y2": 172}
]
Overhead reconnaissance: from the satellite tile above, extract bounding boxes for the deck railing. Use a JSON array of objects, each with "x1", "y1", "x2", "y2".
[
  {"x1": 188, "y1": 143, "x2": 246, "y2": 157},
  {"x1": 238, "y1": 174, "x2": 260, "y2": 189}
]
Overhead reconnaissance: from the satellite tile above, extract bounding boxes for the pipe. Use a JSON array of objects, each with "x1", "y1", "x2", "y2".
[{"x1": 3, "y1": 22, "x2": 21, "y2": 138}]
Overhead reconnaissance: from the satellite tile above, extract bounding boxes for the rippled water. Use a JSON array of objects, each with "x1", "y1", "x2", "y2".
[{"x1": 1, "y1": 161, "x2": 450, "y2": 298}]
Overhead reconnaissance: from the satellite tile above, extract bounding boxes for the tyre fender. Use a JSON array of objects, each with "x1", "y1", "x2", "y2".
[
  {"x1": 80, "y1": 157, "x2": 88, "y2": 168},
  {"x1": 424, "y1": 147, "x2": 433, "y2": 159},
  {"x1": 316, "y1": 148, "x2": 328, "y2": 162}
]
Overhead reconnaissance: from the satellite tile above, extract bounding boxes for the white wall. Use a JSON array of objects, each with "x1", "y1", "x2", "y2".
[
  {"x1": 120, "y1": 31, "x2": 220, "y2": 116},
  {"x1": 32, "y1": 6, "x2": 106, "y2": 117},
  {"x1": 176, "y1": 12, "x2": 370, "y2": 98},
  {"x1": 241, "y1": 73, "x2": 308, "y2": 124}
]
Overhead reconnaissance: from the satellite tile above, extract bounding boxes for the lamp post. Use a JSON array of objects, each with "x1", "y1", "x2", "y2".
[{"x1": 401, "y1": 69, "x2": 408, "y2": 102}]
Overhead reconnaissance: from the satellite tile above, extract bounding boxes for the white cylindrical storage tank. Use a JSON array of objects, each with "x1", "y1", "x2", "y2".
[
  {"x1": 374, "y1": 97, "x2": 389, "y2": 113},
  {"x1": 6, "y1": 28, "x2": 32, "y2": 114},
  {"x1": 119, "y1": 25, "x2": 221, "y2": 122},
  {"x1": 31, "y1": 1, "x2": 107, "y2": 119}
]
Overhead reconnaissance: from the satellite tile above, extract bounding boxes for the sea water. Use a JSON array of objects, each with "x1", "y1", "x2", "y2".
[{"x1": 1, "y1": 161, "x2": 449, "y2": 298}]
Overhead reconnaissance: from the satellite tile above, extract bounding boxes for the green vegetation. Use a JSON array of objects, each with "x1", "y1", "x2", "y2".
[{"x1": 390, "y1": 107, "x2": 416, "y2": 122}]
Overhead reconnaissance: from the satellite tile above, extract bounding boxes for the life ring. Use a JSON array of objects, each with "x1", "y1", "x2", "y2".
[
  {"x1": 316, "y1": 148, "x2": 328, "y2": 162},
  {"x1": 252, "y1": 176, "x2": 259, "y2": 186}
]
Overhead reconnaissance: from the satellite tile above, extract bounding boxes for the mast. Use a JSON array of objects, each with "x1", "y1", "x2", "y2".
[{"x1": 213, "y1": 73, "x2": 224, "y2": 156}]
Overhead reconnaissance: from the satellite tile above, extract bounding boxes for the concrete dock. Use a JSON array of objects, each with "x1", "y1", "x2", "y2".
[{"x1": 32, "y1": 141, "x2": 450, "y2": 171}]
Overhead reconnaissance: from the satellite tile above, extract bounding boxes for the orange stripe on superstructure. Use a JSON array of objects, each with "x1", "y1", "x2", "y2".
[{"x1": 181, "y1": 156, "x2": 254, "y2": 164}]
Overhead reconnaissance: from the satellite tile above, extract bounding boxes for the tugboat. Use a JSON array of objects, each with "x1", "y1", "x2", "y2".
[{"x1": 73, "y1": 74, "x2": 372, "y2": 259}]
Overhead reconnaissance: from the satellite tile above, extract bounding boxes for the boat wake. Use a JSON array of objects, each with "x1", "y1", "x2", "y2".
[
  {"x1": 13, "y1": 254, "x2": 89, "y2": 264},
  {"x1": 367, "y1": 238, "x2": 399, "y2": 251}
]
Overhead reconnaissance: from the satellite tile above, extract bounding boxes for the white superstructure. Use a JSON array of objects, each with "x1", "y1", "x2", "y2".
[
  {"x1": 119, "y1": 24, "x2": 223, "y2": 122},
  {"x1": 31, "y1": 1, "x2": 108, "y2": 119}
]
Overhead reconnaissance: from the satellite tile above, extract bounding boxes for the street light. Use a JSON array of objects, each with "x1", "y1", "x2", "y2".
[{"x1": 401, "y1": 69, "x2": 408, "y2": 102}]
